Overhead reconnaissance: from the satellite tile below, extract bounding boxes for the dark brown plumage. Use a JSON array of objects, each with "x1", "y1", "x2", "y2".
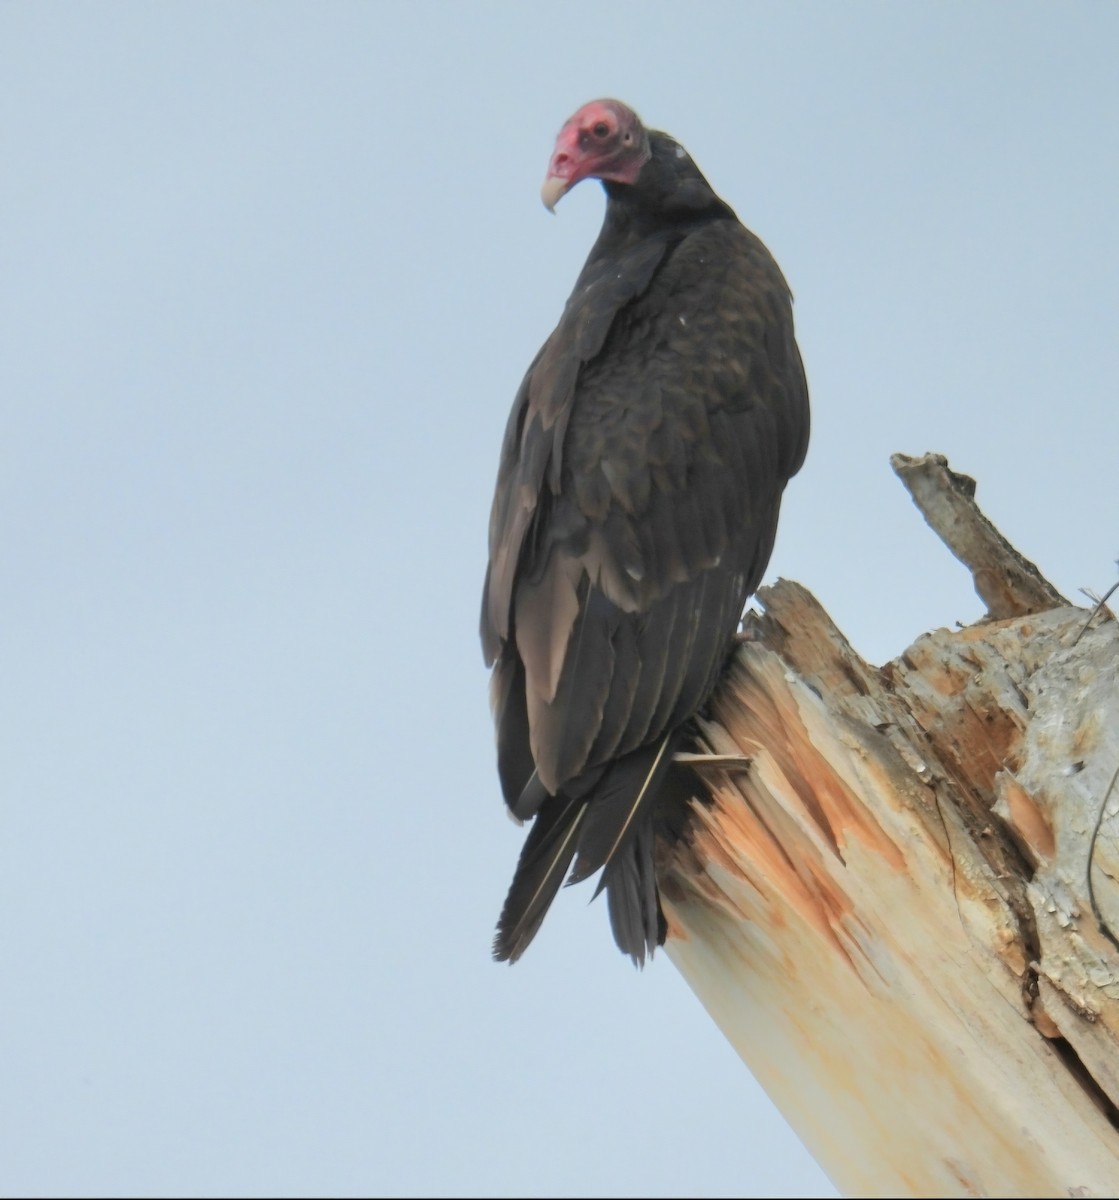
[{"x1": 481, "y1": 99, "x2": 809, "y2": 964}]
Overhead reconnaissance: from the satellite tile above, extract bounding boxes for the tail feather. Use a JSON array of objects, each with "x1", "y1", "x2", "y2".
[
  {"x1": 603, "y1": 806, "x2": 662, "y2": 966},
  {"x1": 568, "y1": 732, "x2": 679, "y2": 887},
  {"x1": 493, "y1": 731, "x2": 687, "y2": 964},
  {"x1": 493, "y1": 794, "x2": 586, "y2": 962}
]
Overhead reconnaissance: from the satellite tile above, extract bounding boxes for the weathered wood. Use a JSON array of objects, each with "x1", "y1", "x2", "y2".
[
  {"x1": 891, "y1": 451, "x2": 1068, "y2": 618},
  {"x1": 658, "y1": 455, "x2": 1119, "y2": 1198}
]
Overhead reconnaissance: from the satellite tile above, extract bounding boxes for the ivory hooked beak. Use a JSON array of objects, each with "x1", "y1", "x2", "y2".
[{"x1": 540, "y1": 174, "x2": 570, "y2": 213}]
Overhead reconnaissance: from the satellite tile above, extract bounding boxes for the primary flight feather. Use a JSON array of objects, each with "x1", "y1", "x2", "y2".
[{"x1": 481, "y1": 99, "x2": 810, "y2": 964}]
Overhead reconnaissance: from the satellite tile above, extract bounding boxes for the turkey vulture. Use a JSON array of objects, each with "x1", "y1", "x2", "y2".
[{"x1": 481, "y1": 99, "x2": 809, "y2": 965}]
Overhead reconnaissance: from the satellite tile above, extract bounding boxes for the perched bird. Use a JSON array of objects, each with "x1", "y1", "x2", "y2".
[{"x1": 481, "y1": 99, "x2": 809, "y2": 965}]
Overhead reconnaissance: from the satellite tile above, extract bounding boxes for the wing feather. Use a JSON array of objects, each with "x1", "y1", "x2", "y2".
[{"x1": 505, "y1": 222, "x2": 806, "y2": 792}]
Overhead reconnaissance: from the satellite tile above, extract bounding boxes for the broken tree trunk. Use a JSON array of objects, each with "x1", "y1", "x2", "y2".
[{"x1": 659, "y1": 452, "x2": 1119, "y2": 1198}]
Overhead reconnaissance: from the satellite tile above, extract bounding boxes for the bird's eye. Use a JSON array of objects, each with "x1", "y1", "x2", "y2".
[{"x1": 593, "y1": 122, "x2": 610, "y2": 138}]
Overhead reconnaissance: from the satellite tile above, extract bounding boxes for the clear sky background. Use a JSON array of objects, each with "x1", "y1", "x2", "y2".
[{"x1": 2, "y1": 4, "x2": 1116, "y2": 1197}]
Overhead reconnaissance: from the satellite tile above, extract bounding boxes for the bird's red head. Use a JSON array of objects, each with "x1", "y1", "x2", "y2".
[{"x1": 541, "y1": 99, "x2": 651, "y2": 212}]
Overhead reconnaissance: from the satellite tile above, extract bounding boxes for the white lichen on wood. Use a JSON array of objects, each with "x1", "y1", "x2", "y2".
[{"x1": 658, "y1": 453, "x2": 1119, "y2": 1198}]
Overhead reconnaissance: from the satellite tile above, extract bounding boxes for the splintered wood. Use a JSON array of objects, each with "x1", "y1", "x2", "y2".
[{"x1": 658, "y1": 454, "x2": 1119, "y2": 1198}]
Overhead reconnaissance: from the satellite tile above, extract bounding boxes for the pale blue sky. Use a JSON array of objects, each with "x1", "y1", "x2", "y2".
[{"x1": 2, "y1": 4, "x2": 1116, "y2": 1197}]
